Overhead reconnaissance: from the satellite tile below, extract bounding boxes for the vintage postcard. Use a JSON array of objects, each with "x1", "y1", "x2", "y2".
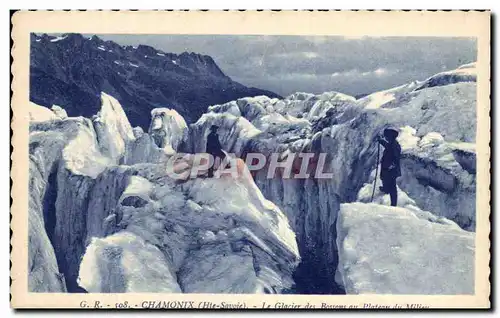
[{"x1": 11, "y1": 10, "x2": 490, "y2": 309}]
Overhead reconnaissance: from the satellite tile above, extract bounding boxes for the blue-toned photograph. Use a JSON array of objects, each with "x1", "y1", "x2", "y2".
[{"x1": 28, "y1": 33, "x2": 477, "y2": 296}]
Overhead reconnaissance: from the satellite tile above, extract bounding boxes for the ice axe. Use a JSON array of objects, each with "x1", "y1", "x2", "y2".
[{"x1": 370, "y1": 138, "x2": 381, "y2": 203}]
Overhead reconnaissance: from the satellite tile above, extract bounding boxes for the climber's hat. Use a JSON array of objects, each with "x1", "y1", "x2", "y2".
[
  {"x1": 383, "y1": 127, "x2": 399, "y2": 140},
  {"x1": 210, "y1": 125, "x2": 219, "y2": 131}
]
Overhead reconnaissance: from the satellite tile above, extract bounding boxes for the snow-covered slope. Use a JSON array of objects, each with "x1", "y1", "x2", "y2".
[
  {"x1": 29, "y1": 115, "x2": 102, "y2": 292},
  {"x1": 29, "y1": 101, "x2": 64, "y2": 122},
  {"x1": 29, "y1": 93, "x2": 299, "y2": 293},
  {"x1": 190, "y1": 63, "x2": 477, "y2": 223},
  {"x1": 336, "y1": 203, "x2": 474, "y2": 294},
  {"x1": 187, "y1": 112, "x2": 262, "y2": 157},
  {"x1": 354, "y1": 126, "x2": 476, "y2": 231},
  {"x1": 29, "y1": 141, "x2": 67, "y2": 292},
  {"x1": 357, "y1": 81, "x2": 420, "y2": 110},
  {"x1": 186, "y1": 92, "x2": 362, "y2": 293},
  {"x1": 415, "y1": 62, "x2": 476, "y2": 91},
  {"x1": 92, "y1": 93, "x2": 135, "y2": 162}
]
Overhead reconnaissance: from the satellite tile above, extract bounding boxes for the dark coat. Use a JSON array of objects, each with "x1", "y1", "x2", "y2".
[
  {"x1": 379, "y1": 138, "x2": 402, "y2": 179},
  {"x1": 206, "y1": 131, "x2": 226, "y2": 158}
]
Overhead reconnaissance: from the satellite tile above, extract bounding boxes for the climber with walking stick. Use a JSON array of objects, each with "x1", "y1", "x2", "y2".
[{"x1": 374, "y1": 127, "x2": 402, "y2": 207}]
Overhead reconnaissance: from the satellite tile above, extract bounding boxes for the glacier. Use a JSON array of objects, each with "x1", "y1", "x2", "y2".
[
  {"x1": 181, "y1": 63, "x2": 476, "y2": 294},
  {"x1": 28, "y1": 63, "x2": 476, "y2": 294}
]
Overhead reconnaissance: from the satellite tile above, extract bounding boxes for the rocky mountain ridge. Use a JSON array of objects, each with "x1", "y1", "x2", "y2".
[
  {"x1": 30, "y1": 33, "x2": 281, "y2": 129},
  {"x1": 28, "y1": 63, "x2": 477, "y2": 295}
]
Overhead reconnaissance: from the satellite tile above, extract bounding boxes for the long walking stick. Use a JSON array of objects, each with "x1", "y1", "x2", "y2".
[{"x1": 370, "y1": 142, "x2": 381, "y2": 203}]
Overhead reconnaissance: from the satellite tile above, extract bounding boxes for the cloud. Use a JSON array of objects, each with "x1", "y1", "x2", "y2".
[
  {"x1": 374, "y1": 68, "x2": 388, "y2": 76},
  {"x1": 303, "y1": 52, "x2": 319, "y2": 59},
  {"x1": 95, "y1": 34, "x2": 477, "y2": 96},
  {"x1": 331, "y1": 68, "x2": 392, "y2": 79}
]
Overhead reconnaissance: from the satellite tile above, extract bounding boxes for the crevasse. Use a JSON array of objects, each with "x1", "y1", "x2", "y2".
[{"x1": 28, "y1": 63, "x2": 476, "y2": 294}]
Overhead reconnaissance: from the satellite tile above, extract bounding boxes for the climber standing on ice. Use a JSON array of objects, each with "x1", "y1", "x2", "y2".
[
  {"x1": 377, "y1": 128, "x2": 402, "y2": 207},
  {"x1": 206, "y1": 125, "x2": 227, "y2": 177}
]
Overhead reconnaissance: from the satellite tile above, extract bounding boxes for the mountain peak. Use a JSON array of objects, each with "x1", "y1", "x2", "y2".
[{"x1": 29, "y1": 33, "x2": 281, "y2": 129}]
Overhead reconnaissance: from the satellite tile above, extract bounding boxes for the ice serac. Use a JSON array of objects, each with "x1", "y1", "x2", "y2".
[
  {"x1": 123, "y1": 127, "x2": 170, "y2": 165},
  {"x1": 78, "y1": 163, "x2": 299, "y2": 293},
  {"x1": 78, "y1": 231, "x2": 182, "y2": 293},
  {"x1": 29, "y1": 91, "x2": 299, "y2": 293},
  {"x1": 29, "y1": 132, "x2": 67, "y2": 292},
  {"x1": 92, "y1": 92, "x2": 135, "y2": 162},
  {"x1": 397, "y1": 127, "x2": 476, "y2": 230},
  {"x1": 186, "y1": 63, "x2": 477, "y2": 293},
  {"x1": 51, "y1": 105, "x2": 68, "y2": 119},
  {"x1": 52, "y1": 95, "x2": 135, "y2": 290},
  {"x1": 29, "y1": 101, "x2": 66, "y2": 122},
  {"x1": 336, "y1": 202, "x2": 474, "y2": 294},
  {"x1": 29, "y1": 61, "x2": 477, "y2": 295},
  {"x1": 123, "y1": 107, "x2": 189, "y2": 165},
  {"x1": 415, "y1": 62, "x2": 476, "y2": 91},
  {"x1": 28, "y1": 93, "x2": 136, "y2": 292},
  {"x1": 354, "y1": 126, "x2": 476, "y2": 231},
  {"x1": 187, "y1": 93, "x2": 360, "y2": 293},
  {"x1": 148, "y1": 108, "x2": 188, "y2": 153},
  {"x1": 188, "y1": 112, "x2": 261, "y2": 157},
  {"x1": 29, "y1": 113, "x2": 109, "y2": 292}
]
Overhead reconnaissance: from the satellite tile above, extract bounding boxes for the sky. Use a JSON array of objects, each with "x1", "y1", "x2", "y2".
[{"x1": 96, "y1": 34, "x2": 477, "y2": 97}]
